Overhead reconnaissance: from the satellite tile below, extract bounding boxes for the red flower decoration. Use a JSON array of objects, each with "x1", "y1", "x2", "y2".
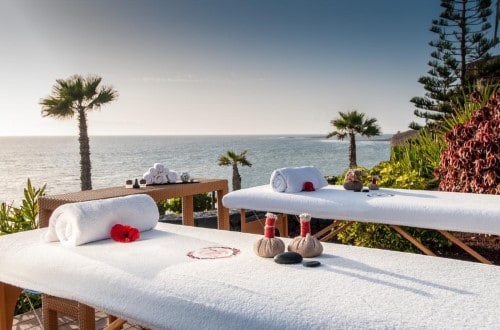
[
  {"x1": 110, "y1": 224, "x2": 140, "y2": 243},
  {"x1": 302, "y1": 181, "x2": 315, "y2": 191}
]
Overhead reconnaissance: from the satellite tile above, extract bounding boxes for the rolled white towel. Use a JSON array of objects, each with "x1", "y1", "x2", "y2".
[
  {"x1": 143, "y1": 173, "x2": 153, "y2": 185},
  {"x1": 42, "y1": 194, "x2": 159, "y2": 246},
  {"x1": 271, "y1": 172, "x2": 287, "y2": 192},
  {"x1": 153, "y1": 174, "x2": 165, "y2": 184},
  {"x1": 154, "y1": 163, "x2": 168, "y2": 174},
  {"x1": 148, "y1": 167, "x2": 158, "y2": 176},
  {"x1": 270, "y1": 166, "x2": 328, "y2": 193},
  {"x1": 167, "y1": 170, "x2": 179, "y2": 183}
]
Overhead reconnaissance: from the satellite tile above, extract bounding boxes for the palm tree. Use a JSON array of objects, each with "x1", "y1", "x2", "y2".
[
  {"x1": 40, "y1": 75, "x2": 118, "y2": 191},
  {"x1": 218, "y1": 150, "x2": 252, "y2": 190},
  {"x1": 327, "y1": 110, "x2": 381, "y2": 168}
]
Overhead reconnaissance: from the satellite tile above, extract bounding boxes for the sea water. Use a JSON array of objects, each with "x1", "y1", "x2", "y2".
[{"x1": 0, "y1": 135, "x2": 391, "y2": 203}]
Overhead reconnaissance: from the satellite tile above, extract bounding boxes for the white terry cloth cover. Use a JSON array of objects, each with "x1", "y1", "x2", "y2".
[
  {"x1": 42, "y1": 194, "x2": 159, "y2": 246},
  {"x1": 0, "y1": 223, "x2": 499, "y2": 329},
  {"x1": 270, "y1": 166, "x2": 328, "y2": 193},
  {"x1": 222, "y1": 185, "x2": 500, "y2": 235}
]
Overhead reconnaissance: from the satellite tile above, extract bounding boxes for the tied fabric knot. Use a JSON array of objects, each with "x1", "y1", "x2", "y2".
[
  {"x1": 110, "y1": 224, "x2": 140, "y2": 243},
  {"x1": 302, "y1": 181, "x2": 315, "y2": 191}
]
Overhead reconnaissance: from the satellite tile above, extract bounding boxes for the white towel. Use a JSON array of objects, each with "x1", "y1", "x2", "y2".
[
  {"x1": 148, "y1": 167, "x2": 158, "y2": 176},
  {"x1": 270, "y1": 166, "x2": 328, "y2": 193},
  {"x1": 42, "y1": 194, "x2": 159, "y2": 246},
  {"x1": 143, "y1": 173, "x2": 153, "y2": 185},
  {"x1": 153, "y1": 174, "x2": 166, "y2": 184},
  {"x1": 167, "y1": 170, "x2": 179, "y2": 183},
  {"x1": 154, "y1": 163, "x2": 168, "y2": 174}
]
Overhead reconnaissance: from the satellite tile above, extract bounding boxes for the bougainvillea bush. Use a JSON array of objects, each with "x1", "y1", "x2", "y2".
[{"x1": 435, "y1": 91, "x2": 499, "y2": 194}]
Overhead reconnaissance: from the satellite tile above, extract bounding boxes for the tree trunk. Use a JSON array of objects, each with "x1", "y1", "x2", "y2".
[
  {"x1": 232, "y1": 163, "x2": 241, "y2": 191},
  {"x1": 459, "y1": 0, "x2": 467, "y2": 91},
  {"x1": 348, "y1": 133, "x2": 357, "y2": 168},
  {"x1": 78, "y1": 109, "x2": 92, "y2": 191}
]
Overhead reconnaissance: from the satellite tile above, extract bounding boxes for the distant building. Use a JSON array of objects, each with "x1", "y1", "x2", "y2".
[{"x1": 390, "y1": 130, "x2": 418, "y2": 147}]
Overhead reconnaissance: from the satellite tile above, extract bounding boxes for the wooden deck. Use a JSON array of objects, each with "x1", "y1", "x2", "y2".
[{"x1": 12, "y1": 309, "x2": 142, "y2": 329}]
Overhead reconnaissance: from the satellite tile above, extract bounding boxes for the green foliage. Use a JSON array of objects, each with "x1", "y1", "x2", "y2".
[
  {"x1": 326, "y1": 110, "x2": 381, "y2": 168},
  {"x1": 218, "y1": 150, "x2": 252, "y2": 191},
  {"x1": 0, "y1": 179, "x2": 45, "y2": 314},
  {"x1": 336, "y1": 222, "x2": 451, "y2": 253},
  {"x1": 367, "y1": 129, "x2": 446, "y2": 190},
  {"x1": 368, "y1": 161, "x2": 429, "y2": 190},
  {"x1": 158, "y1": 193, "x2": 215, "y2": 214},
  {"x1": 435, "y1": 88, "x2": 499, "y2": 193},
  {"x1": 0, "y1": 179, "x2": 46, "y2": 235},
  {"x1": 333, "y1": 128, "x2": 450, "y2": 251},
  {"x1": 324, "y1": 175, "x2": 339, "y2": 185},
  {"x1": 410, "y1": 0, "x2": 495, "y2": 129},
  {"x1": 40, "y1": 74, "x2": 118, "y2": 191},
  {"x1": 15, "y1": 291, "x2": 41, "y2": 316}
]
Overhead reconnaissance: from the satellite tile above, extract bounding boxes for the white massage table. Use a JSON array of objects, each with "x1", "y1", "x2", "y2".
[
  {"x1": 222, "y1": 185, "x2": 500, "y2": 263},
  {"x1": 1, "y1": 223, "x2": 499, "y2": 329}
]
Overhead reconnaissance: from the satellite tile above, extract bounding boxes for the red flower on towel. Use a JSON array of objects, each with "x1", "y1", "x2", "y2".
[
  {"x1": 110, "y1": 224, "x2": 140, "y2": 243},
  {"x1": 302, "y1": 181, "x2": 315, "y2": 191}
]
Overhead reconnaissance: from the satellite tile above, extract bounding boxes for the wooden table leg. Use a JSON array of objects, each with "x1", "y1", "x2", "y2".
[
  {"x1": 217, "y1": 189, "x2": 230, "y2": 230},
  {"x1": 0, "y1": 282, "x2": 22, "y2": 330},
  {"x1": 182, "y1": 195, "x2": 194, "y2": 226},
  {"x1": 279, "y1": 214, "x2": 289, "y2": 237},
  {"x1": 390, "y1": 225, "x2": 436, "y2": 256},
  {"x1": 438, "y1": 230, "x2": 493, "y2": 264},
  {"x1": 240, "y1": 209, "x2": 247, "y2": 232}
]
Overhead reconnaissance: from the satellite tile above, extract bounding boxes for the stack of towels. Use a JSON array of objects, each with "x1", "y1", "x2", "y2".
[
  {"x1": 42, "y1": 194, "x2": 159, "y2": 246},
  {"x1": 143, "y1": 163, "x2": 179, "y2": 185},
  {"x1": 270, "y1": 166, "x2": 328, "y2": 193}
]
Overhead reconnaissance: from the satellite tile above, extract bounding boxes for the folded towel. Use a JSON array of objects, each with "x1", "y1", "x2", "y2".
[
  {"x1": 148, "y1": 167, "x2": 158, "y2": 176},
  {"x1": 42, "y1": 194, "x2": 159, "y2": 246},
  {"x1": 143, "y1": 173, "x2": 153, "y2": 185},
  {"x1": 167, "y1": 170, "x2": 178, "y2": 183},
  {"x1": 270, "y1": 166, "x2": 328, "y2": 193},
  {"x1": 153, "y1": 174, "x2": 166, "y2": 184},
  {"x1": 154, "y1": 163, "x2": 168, "y2": 174}
]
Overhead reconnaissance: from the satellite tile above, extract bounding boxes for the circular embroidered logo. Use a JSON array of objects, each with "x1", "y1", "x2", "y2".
[
  {"x1": 187, "y1": 247, "x2": 241, "y2": 259},
  {"x1": 366, "y1": 192, "x2": 395, "y2": 197}
]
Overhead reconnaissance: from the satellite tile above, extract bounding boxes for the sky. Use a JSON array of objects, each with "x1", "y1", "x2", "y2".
[{"x1": 0, "y1": 0, "x2": 498, "y2": 136}]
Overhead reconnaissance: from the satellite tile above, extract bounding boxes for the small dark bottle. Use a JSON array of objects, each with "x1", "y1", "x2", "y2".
[{"x1": 133, "y1": 178, "x2": 140, "y2": 189}]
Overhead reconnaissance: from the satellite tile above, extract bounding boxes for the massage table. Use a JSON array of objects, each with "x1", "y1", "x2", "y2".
[
  {"x1": 1, "y1": 222, "x2": 499, "y2": 329},
  {"x1": 222, "y1": 185, "x2": 500, "y2": 264}
]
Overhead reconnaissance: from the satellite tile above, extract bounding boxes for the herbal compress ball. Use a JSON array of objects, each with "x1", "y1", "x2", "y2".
[
  {"x1": 253, "y1": 213, "x2": 285, "y2": 258},
  {"x1": 288, "y1": 213, "x2": 323, "y2": 258}
]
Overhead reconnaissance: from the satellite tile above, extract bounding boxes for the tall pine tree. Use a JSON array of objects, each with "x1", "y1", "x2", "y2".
[{"x1": 410, "y1": 0, "x2": 494, "y2": 130}]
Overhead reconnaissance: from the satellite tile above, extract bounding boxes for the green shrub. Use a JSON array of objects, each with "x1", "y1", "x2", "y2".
[
  {"x1": 435, "y1": 88, "x2": 499, "y2": 194},
  {"x1": 336, "y1": 222, "x2": 451, "y2": 253},
  {"x1": 0, "y1": 179, "x2": 46, "y2": 235},
  {"x1": 331, "y1": 127, "x2": 449, "y2": 252},
  {"x1": 368, "y1": 161, "x2": 429, "y2": 190},
  {"x1": 0, "y1": 179, "x2": 45, "y2": 314},
  {"x1": 158, "y1": 193, "x2": 215, "y2": 214},
  {"x1": 15, "y1": 291, "x2": 42, "y2": 316}
]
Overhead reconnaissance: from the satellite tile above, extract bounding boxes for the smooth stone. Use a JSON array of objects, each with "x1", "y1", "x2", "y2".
[
  {"x1": 302, "y1": 260, "x2": 321, "y2": 267},
  {"x1": 274, "y1": 252, "x2": 303, "y2": 264}
]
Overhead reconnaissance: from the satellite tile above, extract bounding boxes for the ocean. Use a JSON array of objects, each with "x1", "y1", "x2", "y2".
[{"x1": 0, "y1": 135, "x2": 391, "y2": 203}]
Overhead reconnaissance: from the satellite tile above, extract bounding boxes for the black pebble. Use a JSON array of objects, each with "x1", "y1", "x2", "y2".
[
  {"x1": 303, "y1": 260, "x2": 321, "y2": 267},
  {"x1": 274, "y1": 252, "x2": 303, "y2": 264}
]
